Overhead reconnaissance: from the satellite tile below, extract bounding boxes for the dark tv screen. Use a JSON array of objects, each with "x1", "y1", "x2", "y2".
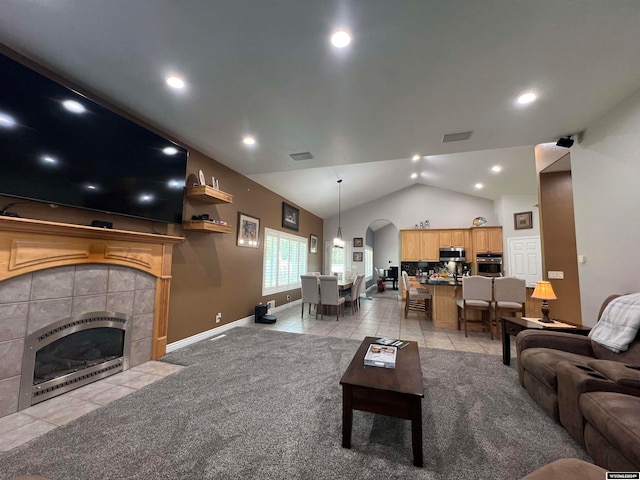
[{"x1": 0, "y1": 53, "x2": 187, "y2": 224}]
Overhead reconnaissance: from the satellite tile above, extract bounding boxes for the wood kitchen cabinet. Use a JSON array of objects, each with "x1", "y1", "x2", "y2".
[
  {"x1": 401, "y1": 230, "x2": 439, "y2": 261},
  {"x1": 439, "y1": 229, "x2": 468, "y2": 248},
  {"x1": 471, "y1": 227, "x2": 503, "y2": 253}
]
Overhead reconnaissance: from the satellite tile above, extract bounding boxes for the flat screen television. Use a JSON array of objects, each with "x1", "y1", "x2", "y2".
[{"x1": 0, "y1": 53, "x2": 188, "y2": 224}]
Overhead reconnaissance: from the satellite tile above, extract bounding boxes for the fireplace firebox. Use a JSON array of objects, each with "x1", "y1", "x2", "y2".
[{"x1": 19, "y1": 311, "x2": 131, "y2": 410}]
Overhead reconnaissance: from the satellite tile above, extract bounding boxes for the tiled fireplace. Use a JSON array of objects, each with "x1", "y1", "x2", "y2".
[{"x1": 0, "y1": 216, "x2": 182, "y2": 419}]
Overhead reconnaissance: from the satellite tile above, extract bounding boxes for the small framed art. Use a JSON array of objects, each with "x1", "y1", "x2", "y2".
[
  {"x1": 353, "y1": 237, "x2": 363, "y2": 247},
  {"x1": 237, "y1": 213, "x2": 260, "y2": 248},
  {"x1": 310, "y1": 234, "x2": 318, "y2": 254},
  {"x1": 514, "y1": 211, "x2": 533, "y2": 230},
  {"x1": 282, "y1": 202, "x2": 299, "y2": 231},
  {"x1": 353, "y1": 251, "x2": 363, "y2": 262}
]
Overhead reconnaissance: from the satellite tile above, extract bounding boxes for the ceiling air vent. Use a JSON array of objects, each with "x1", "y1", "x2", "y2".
[
  {"x1": 289, "y1": 152, "x2": 314, "y2": 161},
  {"x1": 442, "y1": 131, "x2": 473, "y2": 143}
]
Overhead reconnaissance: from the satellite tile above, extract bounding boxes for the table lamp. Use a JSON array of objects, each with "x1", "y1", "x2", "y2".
[{"x1": 531, "y1": 281, "x2": 557, "y2": 323}]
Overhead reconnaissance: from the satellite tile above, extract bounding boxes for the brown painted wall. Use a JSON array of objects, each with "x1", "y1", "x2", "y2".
[
  {"x1": 169, "y1": 150, "x2": 323, "y2": 342},
  {"x1": 538, "y1": 171, "x2": 582, "y2": 324},
  {"x1": 0, "y1": 45, "x2": 324, "y2": 344}
]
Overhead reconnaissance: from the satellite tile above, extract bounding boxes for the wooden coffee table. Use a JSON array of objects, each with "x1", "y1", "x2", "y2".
[
  {"x1": 339, "y1": 337, "x2": 424, "y2": 467},
  {"x1": 501, "y1": 316, "x2": 590, "y2": 365}
]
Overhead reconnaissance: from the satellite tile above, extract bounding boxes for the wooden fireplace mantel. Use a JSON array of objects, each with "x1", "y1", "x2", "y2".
[{"x1": 0, "y1": 216, "x2": 184, "y2": 358}]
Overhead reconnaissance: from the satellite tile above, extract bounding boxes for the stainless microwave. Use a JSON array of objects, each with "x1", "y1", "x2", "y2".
[{"x1": 439, "y1": 247, "x2": 466, "y2": 262}]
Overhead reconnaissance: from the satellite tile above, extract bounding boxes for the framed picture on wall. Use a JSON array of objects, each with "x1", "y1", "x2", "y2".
[
  {"x1": 237, "y1": 213, "x2": 260, "y2": 248},
  {"x1": 310, "y1": 234, "x2": 318, "y2": 254},
  {"x1": 353, "y1": 237, "x2": 363, "y2": 247},
  {"x1": 514, "y1": 211, "x2": 533, "y2": 230},
  {"x1": 353, "y1": 251, "x2": 363, "y2": 262},
  {"x1": 282, "y1": 202, "x2": 299, "y2": 231}
]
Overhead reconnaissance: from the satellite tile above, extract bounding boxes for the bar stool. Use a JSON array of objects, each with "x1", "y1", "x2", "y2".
[
  {"x1": 492, "y1": 277, "x2": 526, "y2": 338},
  {"x1": 456, "y1": 276, "x2": 494, "y2": 338},
  {"x1": 402, "y1": 271, "x2": 432, "y2": 319}
]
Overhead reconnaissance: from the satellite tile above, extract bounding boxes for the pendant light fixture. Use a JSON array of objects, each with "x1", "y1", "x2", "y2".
[{"x1": 333, "y1": 179, "x2": 345, "y2": 249}]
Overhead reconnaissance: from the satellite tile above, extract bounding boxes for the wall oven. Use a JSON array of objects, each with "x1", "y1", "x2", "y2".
[{"x1": 476, "y1": 253, "x2": 503, "y2": 277}]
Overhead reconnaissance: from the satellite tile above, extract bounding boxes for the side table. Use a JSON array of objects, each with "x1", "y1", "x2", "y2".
[{"x1": 501, "y1": 316, "x2": 590, "y2": 365}]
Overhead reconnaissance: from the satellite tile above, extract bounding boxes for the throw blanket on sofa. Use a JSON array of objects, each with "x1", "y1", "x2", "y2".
[{"x1": 589, "y1": 293, "x2": 640, "y2": 353}]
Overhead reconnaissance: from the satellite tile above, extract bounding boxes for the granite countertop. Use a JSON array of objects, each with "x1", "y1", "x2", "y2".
[{"x1": 420, "y1": 278, "x2": 463, "y2": 286}]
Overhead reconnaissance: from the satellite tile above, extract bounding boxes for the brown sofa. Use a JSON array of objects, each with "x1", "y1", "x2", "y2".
[
  {"x1": 520, "y1": 458, "x2": 605, "y2": 480},
  {"x1": 516, "y1": 294, "x2": 640, "y2": 421}
]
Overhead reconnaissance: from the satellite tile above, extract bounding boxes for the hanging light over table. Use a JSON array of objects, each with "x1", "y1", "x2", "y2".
[{"x1": 333, "y1": 179, "x2": 344, "y2": 249}]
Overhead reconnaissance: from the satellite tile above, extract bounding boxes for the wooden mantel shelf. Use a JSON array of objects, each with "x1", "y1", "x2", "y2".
[
  {"x1": 0, "y1": 216, "x2": 184, "y2": 245},
  {"x1": 0, "y1": 215, "x2": 185, "y2": 359}
]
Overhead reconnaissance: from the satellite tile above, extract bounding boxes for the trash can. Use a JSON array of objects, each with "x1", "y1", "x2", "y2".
[{"x1": 254, "y1": 304, "x2": 276, "y2": 324}]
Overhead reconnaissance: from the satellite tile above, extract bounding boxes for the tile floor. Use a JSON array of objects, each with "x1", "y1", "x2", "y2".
[
  {"x1": 246, "y1": 290, "x2": 513, "y2": 358},
  {"x1": 0, "y1": 292, "x2": 515, "y2": 453}
]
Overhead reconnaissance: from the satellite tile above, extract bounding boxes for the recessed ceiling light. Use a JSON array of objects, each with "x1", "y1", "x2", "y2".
[
  {"x1": 516, "y1": 91, "x2": 537, "y2": 105},
  {"x1": 491, "y1": 165, "x2": 502, "y2": 173},
  {"x1": 163, "y1": 147, "x2": 178, "y2": 155},
  {"x1": 474, "y1": 183, "x2": 484, "y2": 189},
  {"x1": 62, "y1": 99, "x2": 86, "y2": 114},
  {"x1": 87, "y1": 184, "x2": 97, "y2": 190},
  {"x1": 411, "y1": 173, "x2": 418, "y2": 179},
  {"x1": 41, "y1": 155, "x2": 57, "y2": 164},
  {"x1": 412, "y1": 154, "x2": 421, "y2": 161},
  {"x1": 166, "y1": 76, "x2": 185, "y2": 89},
  {"x1": 0, "y1": 112, "x2": 17, "y2": 128},
  {"x1": 243, "y1": 136, "x2": 256, "y2": 146},
  {"x1": 331, "y1": 30, "x2": 351, "y2": 48}
]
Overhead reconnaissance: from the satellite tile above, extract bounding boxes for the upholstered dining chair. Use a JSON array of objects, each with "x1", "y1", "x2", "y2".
[
  {"x1": 344, "y1": 273, "x2": 364, "y2": 314},
  {"x1": 300, "y1": 274, "x2": 320, "y2": 319},
  {"x1": 318, "y1": 275, "x2": 346, "y2": 321},
  {"x1": 402, "y1": 271, "x2": 432, "y2": 319},
  {"x1": 492, "y1": 276, "x2": 526, "y2": 337},
  {"x1": 456, "y1": 275, "x2": 494, "y2": 338}
]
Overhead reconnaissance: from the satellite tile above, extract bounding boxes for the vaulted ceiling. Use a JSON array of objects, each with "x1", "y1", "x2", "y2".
[{"x1": 1, "y1": 1, "x2": 639, "y2": 217}]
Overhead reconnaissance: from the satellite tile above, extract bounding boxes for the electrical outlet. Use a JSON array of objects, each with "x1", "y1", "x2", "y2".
[
  {"x1": 548, "y1": 271, "x2": 564, "y2": 279},
  {"x1": 215, "y1": 312, "x2": 222, "y2": 323},
  {"x1": 286, "y1": 294, "x2": 291, "y2": 301}
]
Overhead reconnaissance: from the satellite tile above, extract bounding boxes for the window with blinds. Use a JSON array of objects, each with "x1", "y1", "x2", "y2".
[
  {"x1": 364, "y1": 246, "x2": 373, "y2": 280},
  {"x1": 263, "y1": 228, "x2": 308, "y2": 295}
]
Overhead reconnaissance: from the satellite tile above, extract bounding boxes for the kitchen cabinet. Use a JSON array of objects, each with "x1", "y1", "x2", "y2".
[
  {"x1": 471, "y1": 227, "x2": 503, "y2": 254},
  {"x1": 401, "y1": 230, "x2": 439, "y2": 261},
  {"x1": 439, "y1": 229, "x2": 468, "y2": 248}
]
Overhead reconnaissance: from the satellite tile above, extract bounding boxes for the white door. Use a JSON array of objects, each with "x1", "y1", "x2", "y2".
[{"x1": 507, "y1": 236, "x2": 542, "y2": 288}]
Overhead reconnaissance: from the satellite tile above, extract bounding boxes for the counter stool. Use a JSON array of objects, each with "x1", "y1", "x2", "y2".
[
  {"x1": 492, "y1": 277, "x2": 526, "y2": 338},
  {"x1": 456, "y1": 276, "x2": 493, "y2": 338},
  {"x1": 402, "y1": 271, "x2": 432, "y2": 319}
]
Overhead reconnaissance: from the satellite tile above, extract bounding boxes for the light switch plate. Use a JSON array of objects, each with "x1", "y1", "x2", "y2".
[{"x1": 548, "y1": 271, "x2": 564, "y2": 279}]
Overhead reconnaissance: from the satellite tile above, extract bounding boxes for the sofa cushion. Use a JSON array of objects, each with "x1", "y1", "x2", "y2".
[
  {"x1": 520, "y1": 348, "x2": 593, "y2": 391},
  {"x1": 520, "y1": 458, "x2": 605, "y2": 480},
  {"x1": 580, "y1": 391, "x2": 640, "y2": 468}
]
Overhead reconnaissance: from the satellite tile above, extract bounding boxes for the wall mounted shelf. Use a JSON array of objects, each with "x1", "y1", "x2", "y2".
[
  {"x1": 182, "y1": 220, "x2": 232, "y2": 234},
  {"x1": 184, "y1": 185, "x2": 233, "y2": 204}
]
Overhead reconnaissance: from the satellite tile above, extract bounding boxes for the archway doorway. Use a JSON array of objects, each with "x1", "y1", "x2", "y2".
[{"x1": 367, "y1": 219, "x2": 399, "y2": 293}]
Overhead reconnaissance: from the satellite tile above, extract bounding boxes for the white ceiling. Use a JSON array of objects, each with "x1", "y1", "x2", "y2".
[{"x1": 1, "y1": 1, "x2": 639, "y2": 218}]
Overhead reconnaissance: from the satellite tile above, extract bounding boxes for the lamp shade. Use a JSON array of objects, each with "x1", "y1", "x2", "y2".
[{"x1": 531, "y1": 281, "x2": 557, "y2": 300}]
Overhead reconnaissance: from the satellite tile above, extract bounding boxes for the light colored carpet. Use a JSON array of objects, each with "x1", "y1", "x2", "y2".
[{"x1": 0, "y1": 327, "x2": 590, "y2": 479}]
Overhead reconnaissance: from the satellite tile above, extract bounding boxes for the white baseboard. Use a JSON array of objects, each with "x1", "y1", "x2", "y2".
[{"x1": 165, "y1": 299, "x2": 301, "y2": 353}]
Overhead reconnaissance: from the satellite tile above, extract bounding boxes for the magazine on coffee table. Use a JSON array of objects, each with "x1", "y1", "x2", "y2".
[
  {"x1": 375, "y1": 337, "x2": 409, "y2": 349},
  {"x1": 364, "y1": 344, "x2": 397, "y2": 368}
]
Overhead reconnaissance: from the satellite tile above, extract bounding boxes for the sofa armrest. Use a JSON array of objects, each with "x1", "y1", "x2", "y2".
[
  {"x1": 558, "y1": 361, "x2": 640, "y2": 447},
  {"x1": 589, "y1": 360, "x2": 640, "y2": 388},
  {"x1": 516, "y1": 330, "x2": 595, "y2": 357}
]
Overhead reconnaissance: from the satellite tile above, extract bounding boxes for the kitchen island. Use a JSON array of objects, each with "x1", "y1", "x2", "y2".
[{"x1": 403, "y1": 276, "x2": 542, "y2": 331}]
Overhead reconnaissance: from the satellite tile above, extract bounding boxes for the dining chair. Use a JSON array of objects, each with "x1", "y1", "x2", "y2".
[
  {"x1": 492, "y1": 276, "x2": 526, "y2": 338},
  {"x1": 300, "y1": 274, "x2": 321, "y2": 319},
  {"x1": 456, "y1": 276, "x2": 494, "y2": 338},
  {"x1": 318, "y1": 275, "x2": 346, "y2": 321},
  {"x1": 402, "y1": 271, "x2": 432, "y2": 319},
  {"x1": 344, "y1": 273, "x2": 364, "y2": 314}
]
